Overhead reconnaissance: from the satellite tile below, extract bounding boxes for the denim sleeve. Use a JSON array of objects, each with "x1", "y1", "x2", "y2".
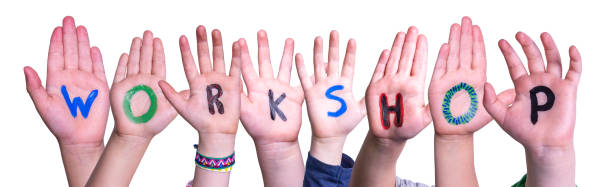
[{"x1": 303, "y1": 152, "x2": 355, "y2": 187}]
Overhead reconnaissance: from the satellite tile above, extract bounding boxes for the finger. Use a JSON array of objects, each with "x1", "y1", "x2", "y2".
[
  {"x1": 459, "y1": 17, "x2": 473, "y2": 69},
  {"x1": 540, "y1": 32, "x2": 562, "y2": 77},
  {"x1": 446, "y1": 23, "x2": 461, "y2": 71},
  {"x1": 411, "y1": 35, "x2": 428, "y2": 79},
  {"x1": 139, "y1": 31, "x2": 154, "y2": 74},
  {"x1": 498, "y1": 39, "x2": 528, "y2": 85},
  {"x1": 565, "y1": 46, "x2": 582, "y2": 83},
  {"x1": 152, "y1": 38, "x2": 166, "y2": 79},
  {"x1": 179, "y1": 35, "x2": 198, "y2": 84},
  {"x1": 211, "y1": 29, "x2": 226, "y2": 73},
  {"x1": 516, "y1": 32, "x2": 545, "y2": 74},
  {"x1": 62, "y1": 16, "x2": 79, "y2": 70},
  {"x1": 257, "y1": 30, "x2": 274, "y2": 79},
  {"x1": 127, "y1": 37, "x2": 142, "y2": 75},
  {"x1": 384, "y1": 32, "x2": 406, "y2": 76},
  {"x1": 159, "y1": 80, "x2": 188, "y2": 114},
  {"x1": 91, "y1": 47, "x2": 107, "y2": 82},
  {"x1": 47, "y1": 27, "x2": 64, "y2": 72},
  {"x1": 340, "y1": 39, "x2": 356, "y2": 80},
  {"x1": 277, "y1": 38, "x2": 294, "y2": 83},
  {"x1": 313, "y1": 36, "x2": 326, "y2": 82},
  {"x1": 472, "y1": 25, "x2": 486, "y2": 70},
  {"x1": 113, "y1": 53, "x2": 129, "y2": 84},
  {"x1": 239, "y1": 39, "x2": 258, "y2": 94},
  {"x1": 295, "y1": 53, "x2": 313, "y2": 90},
  {"x1": 76, "y1": 26, "x2": 93, "y2": 72},
  {"x1": 327, "y1": 30, "x2": 340, "y2": 77},
  {"x1": 24, "y1": 67, "x2": 50, "y2": 107},
  {"x1": 229, "y1": 41, "x2": 241, "y2": 78},
  {"x1": 483, "y1": 82, "x2": 509, "y2": 124},
  {"x1": 370, "y1": 49, "x2": 390, "y2": 84},
  {"x1": 196, "y1": 25, "x2": 213, "y2": 73},
  {"x1": 398, "y1": 26, "x2": 419, "y2": 76},
  {"x1": 432, "y1": 43, "x2": 449, "y2": 80}
]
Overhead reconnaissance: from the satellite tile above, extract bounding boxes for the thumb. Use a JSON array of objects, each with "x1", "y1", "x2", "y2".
[
  {"x1": 158, "y1": 80, "x2": 188, "y2": 114},
  {"x1": 423, "y1": 104, "x2": 432, "y2": 125},
  {"x1": 24, "y1": 67, "x2": 49, "y2": 108},
  {"x1": 496, "y1": 88, "x2": 516, "y2": 106},
  {"x1": 483, "y1": 82, "x2": 510, "y2": 125},
  {"x1": 358, "y1": 96, "x2": 366, "y2": 116}
]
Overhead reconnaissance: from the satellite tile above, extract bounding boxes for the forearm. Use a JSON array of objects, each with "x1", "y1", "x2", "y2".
[
  {"x1": 309, "y1": 136, "x2": 346, "y2": 165},
  {"x1": 524, "y1": 144, "x2": 575, "y2": 187},
  {"x1": 59, "y1": 142, "x2": 104, "y2": 187},
  {"x1": 86, "y1": 131, "x2": 150, "y2": 187},
  {"x1": 191, "y1": 133, "x2": 236, "y2": 187},
  {"x1": 349, "y1": 132, "x2": 405, "y2": 187},
  {"x1": 434, "y1": 134, "x2": 478, "y2": 187},
  {"x1": 254, "y1": 141, "x2": 305, "y2": 187}
]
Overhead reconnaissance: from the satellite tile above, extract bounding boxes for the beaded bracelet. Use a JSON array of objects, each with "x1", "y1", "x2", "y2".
[{"x1": 193, "y1": 144, "x2": 235, "y2": 172}]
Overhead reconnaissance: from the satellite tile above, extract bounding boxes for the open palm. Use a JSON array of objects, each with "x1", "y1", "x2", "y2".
[
  {"x1": 484, "y1": 32, "x2": 581, "y2": 149},
  {"x1": 160, "y1": 26, "x2": 240, "y2": 135},
  {"x1": 239, "y1": 31, "x2": 304, "y2": 144},
  {"x1": 429, "y1": 17, "x2": 514, "y2": 135},
  {"x1": 25, "y1": 16, "x2": 109, "y2": 145},
  {"x1": 365, "y1": 27, "x2": 430, "y2": 141},
  {"x1": 295, "y1": 31, "x2": 365, "y2": 138},
  {"x1": 110, "y1": 31, "x2": 178, "y2": 138}
]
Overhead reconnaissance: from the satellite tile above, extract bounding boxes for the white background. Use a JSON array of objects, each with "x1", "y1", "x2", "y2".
[{"x1": 1, "y1": 0, "x2": 610, "y2": 186}]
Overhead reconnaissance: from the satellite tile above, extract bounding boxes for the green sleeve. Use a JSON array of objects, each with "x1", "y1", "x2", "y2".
[{"x1": 511, "y1": 174, "x2": 527, "y2": 187}]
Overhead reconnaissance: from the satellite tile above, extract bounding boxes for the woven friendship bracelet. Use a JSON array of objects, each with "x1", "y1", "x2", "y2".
[{"x1": 193, "y1": 144, "x2": 235, "y2": 172}]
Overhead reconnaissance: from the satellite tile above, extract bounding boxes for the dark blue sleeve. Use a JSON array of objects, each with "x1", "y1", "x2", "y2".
[{"x1": 303, "y1": 152, "x2": 355, "y2": 187}]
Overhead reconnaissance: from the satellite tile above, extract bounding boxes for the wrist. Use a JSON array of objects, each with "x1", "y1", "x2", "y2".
[
  {"x1": 254, "y1": 140, "x2": 302, "y2": 162},
  {"x1": 310, "y1": 136, "x2": 347, "y2": 165},
  {"x1": 111, "y1": 130, "x2": 152, "y2": 148},
  {"x1": 524, "y1": 144, "x2": 575, "y2": 187},
  {"x1": 367, "y1": 132, "x2": 406, "y2": 161},
  {"x1": 197, "y1": 133, "x2": 236, "y2": 157},
  {"x1": 434, "y1": 133, "x2": 474, "y2": 142},
  {"x1": 58, "y1": 141, "x2": 105, "y2": 157}
]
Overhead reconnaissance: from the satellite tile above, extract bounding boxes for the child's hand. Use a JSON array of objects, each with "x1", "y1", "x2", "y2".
[
  {"x1": 365, "y1": 27, "x2": 430, "y2": 142},
  {"x1": 484, "y1": 32, "x2": 580, "y2": 187},
  {"x1": 485, "y1": 32, "x2": 580, "y2": 151},
  {"x1": 158, "y1": 26, "x2": 240, "y2": 187},
  {"x1": 238, "y1": 31, "x2": 305, "y2": 187},
  {"x1": 239, "y1": 31, "x2": 304, "y2": 144},
  {"x1": 24, "y1": 16, "x2": 109, "y2": 187},
  {"x1": 295, "y1": 31, "x2": 365, "y2": 164},
  {"x1": 350, "y1": 28, "x2": 429, "y2": 187},
  {"x1": 110, "y1": 31, "x2": 179, "y2": 139},
  {"x1": 159, "y1": 26, "x2": 240, "y2": 137},
  {"x1": 25, "y1": 16, "x2": 109, "y2": 146},
  {"x1": 428, "y1": 17, "x2": 513, "y2": 136}
]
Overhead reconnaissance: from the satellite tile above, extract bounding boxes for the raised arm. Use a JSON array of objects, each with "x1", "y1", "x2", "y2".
[
  {"x1": 428, "y1": 17, "x2": 515, "y2": 187},
  {"x1": 350, "y1": 27, "x2": 431, "y2": 187},
  {"x1": 87, "y1": 30, "x2": 180, "y2": 187},
  {"x1": 295, "y1": 31, "x2": 366, "y2": 186},
  {"x1": 484, "y1": 31, "x2": 581, "y2": 187},
  {"x1": 24, "y1": 16, "x2": 109, "y2": 187},
  {"x1": 238, "y1": 31, "x2": 305, "y2": 187},
  {"x1": 159, "y1": 26, "x2": 241, "y2": 187}
]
